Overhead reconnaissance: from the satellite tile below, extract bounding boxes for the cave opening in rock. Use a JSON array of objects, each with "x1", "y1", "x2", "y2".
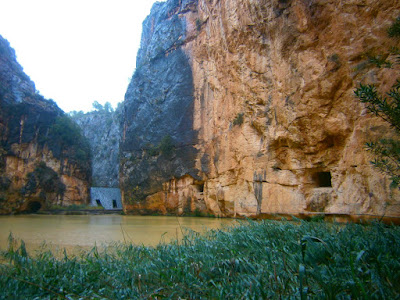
[
  {"x1": 26, "y1": 201, "x2": 42, "y2": 213},
  {"x1": 112, "y1": 200, "x2": 117, "y2": 208},
  {"x1": 195, "y1": 183, "x2": 204, "y2": 193},
  {"x1": 96, "y1": 199, "x2": 102, "y2": 207},
  {"x1": 313, "y1": 172, "x2": 332, "y2": 188}
]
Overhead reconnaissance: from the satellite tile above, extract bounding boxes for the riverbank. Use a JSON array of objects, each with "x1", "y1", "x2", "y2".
[
  {"x1": 7, "y1": 209, "x2": 400, "y2": 226},
  {"x1": 1, "y1": 220, "x2": 399, "y2": 298},
  {"x1": 3, "y1": 201, "x2": 400, "y2": 225},
  {"x1": 37, "y1": 209, "x2": 123, "y2": 215}
]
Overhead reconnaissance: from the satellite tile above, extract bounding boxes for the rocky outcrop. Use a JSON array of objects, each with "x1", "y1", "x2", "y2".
[
  {"x1": 0, "y1": 35, "x2": 91, "y2": 214},
  {"x1": 72, "y1": 109, "x2": 120, "y2": 188},
  {"x1": 121, "y1": 0, "x2": 400, "y2": 217},
  {"x1": 120, "y1": 0, "x2": 201, "y2": 214}
]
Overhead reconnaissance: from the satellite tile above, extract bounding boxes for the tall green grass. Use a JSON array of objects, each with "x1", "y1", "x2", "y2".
[{"x1": 1, "y1": 220, "x2": 399, "y2": 299}]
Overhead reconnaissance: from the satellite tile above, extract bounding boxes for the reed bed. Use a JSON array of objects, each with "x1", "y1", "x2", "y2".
[{"x1": 0, "y1": 220, "x2": 399, "y2": 299}]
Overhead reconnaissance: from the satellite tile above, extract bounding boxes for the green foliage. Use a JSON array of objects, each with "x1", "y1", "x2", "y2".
[
  {"x1": 159, "y1": 135, "x2": 174, "y2": 156},
  {"x1": 50, "y1": 116, "x2": 82, "y2": 146},
  {"x1": 123, "y1": 183, "x2": 145, "y2": 204},
  {"x1": 0, "y1": 176, "x2": 11, "y2": 191},
  {"x1": 366, "y1": 20, "x2": 400, "y2": 68},
  {"x1": 388, "y1": 17, "x2": 400, "y2": 38},
  {"x1": 49, "y1": 115, "x2": 90, "y2": 164},
  {"x1": 103, "y1": 101, "x2": 114, "y2": 113},
  {"x1": 22, "y1": 162, "x2": 65, "y2": 196},
  {"x1": 67, "y1": 110, "x2": 85, "y2": 118},
  {"x1": 91, "y1": 101, "x2": 114, "y2": 113},
  {"x1": 328, "y1": 53, "x2": 340, "y2": 63},
  {"x1": 355, "y1": 81, "x2": 400, "y2": 132},
  {"x1": 365, "y1": 138, "x2": 400, "y2": 187},
  {"x1": 145, "y1": 135, "x2": 175, "y2": 157},
  {"x1": 74, "y1": 149, "x2": 88, "y2": 162},
  {"x1": 233, "y1": 112, "x2": 244, "y2": 126},
  {"x1": 1, "y1": 221, "x2": 399, "y2": 299},
  {"x1": 187, "y1": 208, "x2": 216, "y2": 218},
  {"x1": 146, "y1": 144, "x2": 160, "y2": 156},
  {"x1": 34, "y1": 162, "x2": 65, "y2": 195},
  {"x1": 48, "y1": 204, "x2": 104, "y2": 211},
  {"x1": 354, "y1": 18, "x2": 400, "y2": 188},
  {"x1": 92, "y1": 100, "x2": 103, "y2": 111},
  {"x1": 196, "y1": 18, "x2": 202, "y2": 31}
]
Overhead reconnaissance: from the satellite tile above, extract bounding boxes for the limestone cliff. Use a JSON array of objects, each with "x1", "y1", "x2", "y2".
[
  {"x1": 0, "y1": 35, "x2": 91, "y2": 214},
  {"x1": 121, "y1": 0, "x2": 400, "y2": 217},
  {"x1": 120, "y1": 0, "x2": 201, "y2": 214},
  {"x1": 72, "y1": 109, "x2": 120, "y2": 188}
]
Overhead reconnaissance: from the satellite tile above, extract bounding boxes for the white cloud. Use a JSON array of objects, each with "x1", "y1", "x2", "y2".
[{"x1": 0, "y1": 0, "x2": 163, "y2": 112}]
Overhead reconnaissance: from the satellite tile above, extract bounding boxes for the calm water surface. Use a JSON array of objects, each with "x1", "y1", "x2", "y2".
[{"x1": 0, "y1": 215, "x2": 236, "y2": 254}]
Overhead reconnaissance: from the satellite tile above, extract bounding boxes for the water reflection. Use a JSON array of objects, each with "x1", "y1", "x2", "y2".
[{"x1": 0, "y1": 215, "x2": 236, "y2": 254}]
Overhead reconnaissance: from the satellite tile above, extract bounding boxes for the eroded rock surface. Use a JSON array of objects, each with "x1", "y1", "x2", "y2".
[
  {"x1": 121, "y1": 0, "x2": 400, "y2": 217},
  {"x1": 72, "y1": 109, "x2": 120, "y2": 188},
  {"x1": 120, "y1": 1, "x2": 199, "y2": 213},
  {"x1": 0, "y1": 35, "x2": 91, "y2": 214}
]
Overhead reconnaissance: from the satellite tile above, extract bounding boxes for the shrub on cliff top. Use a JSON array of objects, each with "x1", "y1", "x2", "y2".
[{"x1": 48, "y1": 115, "x2": 91, "y2": 165}]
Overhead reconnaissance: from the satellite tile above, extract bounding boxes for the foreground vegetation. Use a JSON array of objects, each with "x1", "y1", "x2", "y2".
[{"x1": 0, "y1": 220, "x2": 399, "y2": 299}]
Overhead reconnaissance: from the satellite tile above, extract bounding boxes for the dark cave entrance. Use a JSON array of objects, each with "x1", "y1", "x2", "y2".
[
  {"x1": 313, "y1": 172, "x2": 332, "y2": 188},
  {"x1": 26, "y1": 201, "x2": 42, "y2": 213},
  {"x1": 194, "y1": 182, "x2": 205, "y2": 193}
]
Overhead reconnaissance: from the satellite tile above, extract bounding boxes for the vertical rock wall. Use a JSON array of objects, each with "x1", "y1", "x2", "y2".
[
  {"x1": 121, "y1": 0, "x2": 400, "y2": 217},
  {"x1": 120, "y1": 1, "x2": 201, "y2": 214},
  {"x1": 0, "y1": 35, "x2": 91, "y2": 214},
  {"x1": 72, "y1": 110, "x2": 120, "y2": 188}
]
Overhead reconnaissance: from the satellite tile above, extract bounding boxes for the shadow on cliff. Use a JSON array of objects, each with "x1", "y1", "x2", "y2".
[{"x1": 121, "y1": 47, "x2": 199, "y2": 201}]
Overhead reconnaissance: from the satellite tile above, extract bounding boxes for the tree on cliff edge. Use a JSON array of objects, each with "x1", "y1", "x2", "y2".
[{"x1": 354, "y1": 17, "x2": 400, "y2": 188}]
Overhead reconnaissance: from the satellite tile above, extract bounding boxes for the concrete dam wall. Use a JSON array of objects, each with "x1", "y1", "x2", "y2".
[{"x1": 90, "y1": 188, "x2": 122, "y2": 210}]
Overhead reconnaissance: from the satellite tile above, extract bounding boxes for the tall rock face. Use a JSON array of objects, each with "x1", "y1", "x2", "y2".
[
  {"x1": 121, "y1": 0, "x2": 400, "y2": 217},
  {"x1": 0, "y1": 35, "x2": 91, "y2": 214},
  {"x1": 120, "y1": 0, "x2": 201, "y2": 214},
  {"x1": 72, "y1": 109, "x2": 120, "y2": 188}
]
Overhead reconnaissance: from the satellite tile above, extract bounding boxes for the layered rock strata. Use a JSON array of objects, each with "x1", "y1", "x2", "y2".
[
  {"x1": 120, "y1": 0, "x2": 400, "y2": 217},
  {"x1": 0, "y1": 35, "x2": 91, "y2": 214}
]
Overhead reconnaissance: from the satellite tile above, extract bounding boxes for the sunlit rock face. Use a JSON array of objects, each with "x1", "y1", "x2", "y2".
[
  {"x1": 0, "y1": 35, "x2": 91, "y2": 214},
  {"x1": 121, "y1": 0, "x2": 400, "y2": 217}
]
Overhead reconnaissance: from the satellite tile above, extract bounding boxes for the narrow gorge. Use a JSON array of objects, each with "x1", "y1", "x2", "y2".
[{"x1": 1, "y1": 0, "x2": 399, "y2": 219}]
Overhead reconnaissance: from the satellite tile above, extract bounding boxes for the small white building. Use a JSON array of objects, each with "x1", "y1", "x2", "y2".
[{"x1": 90, "y1": 187, "x2": 122, "y2": 210}]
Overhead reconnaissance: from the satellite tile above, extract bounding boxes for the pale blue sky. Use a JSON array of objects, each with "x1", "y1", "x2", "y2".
[{"x1": 0, "y1": 0, "x2": 163, "y2": 112}]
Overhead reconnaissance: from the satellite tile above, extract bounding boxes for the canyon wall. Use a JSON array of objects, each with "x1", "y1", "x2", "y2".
[
  {"x1": 120, "y1": 0, "x2": 400, "y2": 217},
  {"x1": 0, "y1": 35, "x2": 91, "y2": 214},
  {"x1": 72, "y1": 108, "x2": 120, "y2": 188}
]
